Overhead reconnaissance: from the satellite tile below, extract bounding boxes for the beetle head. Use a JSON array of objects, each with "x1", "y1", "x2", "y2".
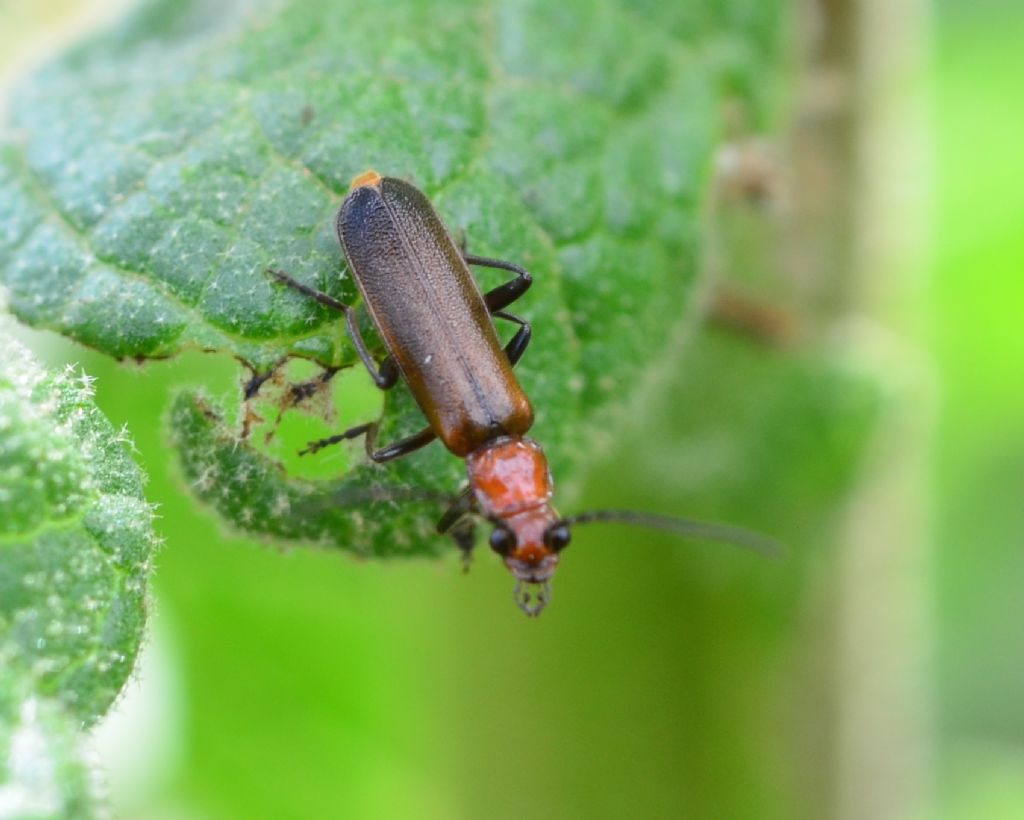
[
  {"x1": 487, "y1": 508, "x2": 572, "y2": 616},
  {"x1": 466, "y1": 436, "x2": 571, "y2": 615}
]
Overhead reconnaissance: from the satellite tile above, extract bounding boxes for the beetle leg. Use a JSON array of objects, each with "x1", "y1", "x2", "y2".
[
  {"x1": 300, "y1": 420, "x2": 436, "y2": 463},
  {"x1": 462, "y1": 255, "x2": 533, "y2": 363},
  {"x1": 267, "y1": 267, "x2": 349, "y2": 312},
  {"x1": 452, "y1": 520, "x2": 477, "y2": 572},
  {"x1": 343, "y1": 311, "x2": 400, "y2": 389},
  {"x1": 364, "y1": 424, "x2": 437, "y2": 463},
  {"x1": 267, "y1": 267, "x2": 397, "y2": 389},
  {"x1": 437, "y1": 485, "x2": 475, "y2": 534},
  {"x1": 436, "y1": 486, "x2": 478, "y2": 569},
  {"x1": 299, "y1": 422, "x2": 373, "y2": 456},
  {"x1": 493, "y1": 310, "x2": 531, "y2": 366},
  {"x1": 463, "y1": 254, "x2": 533, "y2": 312}
]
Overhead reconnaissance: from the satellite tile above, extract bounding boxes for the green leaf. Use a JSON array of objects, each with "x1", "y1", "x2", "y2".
[
  {"x1": 0, "y1": 320, "x2": 158, "y2": 727},
  {"x1": 0, "y1": 0, "x2": 783, "y2": 553},
  {"x1": 0, "y1": 0, "x2": 777, "y2": 377}
]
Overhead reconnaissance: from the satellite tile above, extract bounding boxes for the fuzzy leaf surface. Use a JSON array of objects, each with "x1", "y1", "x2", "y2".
[{"x1": 0, "y1": 322, "x2": 158, "y2": 727}]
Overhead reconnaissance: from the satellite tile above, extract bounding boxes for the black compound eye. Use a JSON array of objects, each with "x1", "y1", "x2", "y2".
[
  {"x1": 489, "y1": 526, "x2": 516, "y2": 555},
  {"x1": 544, "y1": 523, "x2": 572, "y2": 552}
]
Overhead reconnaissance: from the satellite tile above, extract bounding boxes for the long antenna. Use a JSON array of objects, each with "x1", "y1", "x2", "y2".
[{"x1": 558, "y1": 510, "x2": 784, "y2": 558}]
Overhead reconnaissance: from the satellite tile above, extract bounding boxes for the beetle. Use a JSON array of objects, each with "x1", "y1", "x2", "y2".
[{"x1": 268, "y1": 170, "x2": 779, "y2": 615}]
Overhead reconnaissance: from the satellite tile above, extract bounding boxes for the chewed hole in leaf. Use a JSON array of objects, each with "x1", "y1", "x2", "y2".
[
  {"x1": 169, "y1": 389, "x2": 451, "y2": 558},
  {"x1": 241, "y1": 358, "x2": 384, "y2": 481}
]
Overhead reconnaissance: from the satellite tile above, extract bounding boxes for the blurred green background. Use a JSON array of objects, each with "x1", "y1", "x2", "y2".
[
  {"x1": 2, "y1": 0, "x2": 1022, "y2": 818},
  {"x1": 932, "y1": 3, "x2": 1024, "y2": 817}
]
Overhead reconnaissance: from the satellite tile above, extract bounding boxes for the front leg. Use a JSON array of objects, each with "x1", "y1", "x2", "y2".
[{"x1": 437, "y1": 486, "x2": 478, "y2": 569}]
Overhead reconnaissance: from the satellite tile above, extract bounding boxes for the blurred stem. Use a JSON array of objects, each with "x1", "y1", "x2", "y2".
[
  {"x1": 819, "y1": 0, "x2": 933, "y2": 818},
  {"x1": 786, "y1": 0, "x2": 859, "y2": 320},
  {"x1": 698, "y1": 0, "x2": 932, "y2": 813}
]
